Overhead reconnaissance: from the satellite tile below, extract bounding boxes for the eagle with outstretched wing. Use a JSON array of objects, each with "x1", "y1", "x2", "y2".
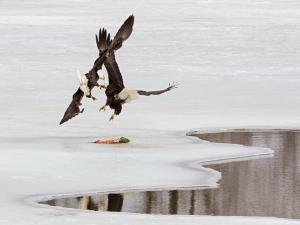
[
  {"x1": 97, "y1": 15, "x2": 177, "y2": 120},
  {"x1": 60, "y1": 15, "x2": 177, "y2": 124}
]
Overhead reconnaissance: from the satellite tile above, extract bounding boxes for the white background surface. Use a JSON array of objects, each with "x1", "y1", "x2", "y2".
[{"x1": 0, "y1": 0, "x2": 300, "y2": 224}]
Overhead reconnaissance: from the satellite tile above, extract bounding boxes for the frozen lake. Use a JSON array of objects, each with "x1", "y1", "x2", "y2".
[{"x1": 41, "y1": 130, "x2": 300, "y2": 219}]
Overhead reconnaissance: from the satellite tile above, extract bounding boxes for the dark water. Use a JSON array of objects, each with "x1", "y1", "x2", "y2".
[{"x1": 40, "y1": 130, "x2": 300, "y2": 218}]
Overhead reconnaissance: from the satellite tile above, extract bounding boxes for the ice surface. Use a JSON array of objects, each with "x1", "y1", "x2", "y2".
[{"x1": 0, "y1": 0, "x2": 300, "y2": 224}]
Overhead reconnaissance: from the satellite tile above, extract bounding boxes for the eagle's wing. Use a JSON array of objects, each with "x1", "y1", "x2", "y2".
[
  {"x1": 86, "y1": 27, "x2": 112, "y2": 88},
  {"x1": 59, "y1": 88, "x2": 84, "y2": 125},
  {"x1": 96, "y1": 28, "x2": 111, "y2": 55},
  {"x1": 110, "y1": 15, "x2": 134, "y2": 52},
  {"x1": 103, "y1": 15, "x2": 135, "y2": 93},
  {"x1": 137, "y1": 82, "x2": 178, "y2": 96}
]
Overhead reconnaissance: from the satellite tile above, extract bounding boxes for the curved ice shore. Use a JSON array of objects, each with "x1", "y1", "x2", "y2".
[{"x1": 2, "y1": 128, "x2": 298, "y2": 225}]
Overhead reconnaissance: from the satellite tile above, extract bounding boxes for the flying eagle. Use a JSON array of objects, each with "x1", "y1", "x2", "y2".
[
  {"x1": 97, "y1": 15, "x2": 178, "y2": 120},
  {"x1": 59, "y1": 16, "x2": 134, "y2": 125},
  {"x1": 59, "y1": 15, "x2": 177, "y2": 124}
]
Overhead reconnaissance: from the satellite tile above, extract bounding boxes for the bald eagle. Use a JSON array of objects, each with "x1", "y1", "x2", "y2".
[
  {"x1": 59, "y1": 15, "x2": 177, "y2": 124},
  {"x1": 97, "y1": 15, "x2": 177, "y2": 120}
]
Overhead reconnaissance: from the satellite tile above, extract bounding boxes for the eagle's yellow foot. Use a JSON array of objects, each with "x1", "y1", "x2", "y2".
[
  {"x1": 99, "y1": 105, "x2": 107, "y2": 112},
  {"x1": 109, "y1": 113, "x2": 116, "y2": 121},
  {"x1": 99, "y1": 84, "x2": 107, "y2": 90}
]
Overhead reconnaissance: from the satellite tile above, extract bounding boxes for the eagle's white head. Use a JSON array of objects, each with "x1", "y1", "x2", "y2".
[
  {"x1": 118, "y1": 88, "x2": 139, "y2": 103},
  {"x1": 77, "y1": 69, "x2": 91, "y2": 96}
]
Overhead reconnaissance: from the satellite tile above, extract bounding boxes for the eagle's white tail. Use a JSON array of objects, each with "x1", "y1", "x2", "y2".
[{"x1": 118, "y1": 88, "x2": 139, "y2": 103}]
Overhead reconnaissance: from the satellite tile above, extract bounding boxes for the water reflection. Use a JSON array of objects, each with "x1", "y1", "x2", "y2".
[{"x1": 40, "y1": 130, "x2": 300, "y2": 218}]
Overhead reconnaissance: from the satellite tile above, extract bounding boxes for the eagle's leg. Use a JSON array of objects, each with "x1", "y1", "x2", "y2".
[
  {"x1": 109, "y1": 113, "x2": 116, "y2": 121},
  {"x1": 99, "y1": 104, "x2": 107, "y2": 112},
  {"x1": 95, "y1": 82, "x2": 107, "y2": 90},
  {"x1": 87, "y1": 93, "x2": 97, "y2": 101}
]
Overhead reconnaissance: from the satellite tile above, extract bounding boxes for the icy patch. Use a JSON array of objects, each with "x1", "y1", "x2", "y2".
[{"x1": 0, "y1": 128, "x2": 277, "y2": 225}]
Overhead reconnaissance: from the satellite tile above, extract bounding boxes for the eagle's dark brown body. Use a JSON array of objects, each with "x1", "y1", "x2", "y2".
[
  {"x1": 96, "y1": 16, "x2": 133, "y2": 117},
  {"x1": 103, "y1": 54, "x2": 125, "y2": 115}
]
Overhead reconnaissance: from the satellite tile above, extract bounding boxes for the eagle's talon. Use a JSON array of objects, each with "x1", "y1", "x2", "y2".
[
  {"x1": 99, "y1": 105, "x2": 107, "y2": 112},
  {"x1": 109, "y1": 114, "x2": 115, "y2": 121},
  {"x1": 100, "y1": 84, "x2": 107, "y2": 90}
]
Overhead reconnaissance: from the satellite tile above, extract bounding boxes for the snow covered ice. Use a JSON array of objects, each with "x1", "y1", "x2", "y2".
[{"x1": 1, "y1": 0, "x2": 300, "y2": 224}]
